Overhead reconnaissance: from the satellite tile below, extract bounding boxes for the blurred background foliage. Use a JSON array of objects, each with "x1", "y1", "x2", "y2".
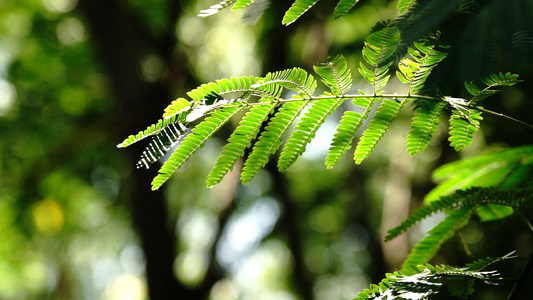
[{"x1": 0, "y1": 0, "x2": 532, "y2": 299}]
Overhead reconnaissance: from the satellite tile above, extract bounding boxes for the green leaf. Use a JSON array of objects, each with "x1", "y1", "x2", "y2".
[
  {"x1": 257, "y1": 67, "x2": 317, "y2": 97},
  {"x1": 448, "y1": 109, "x2": 482, "y2": 151},
  {"x1": 278, "y1": 95, "x2": 344, "y2": 171},
  {"x1": 359, "y1": 22, "x2": 400, "y2": 93},
  {"x1": 186, "y1": 76, "x2": 260, "y2": 103},
  {"x1": 206, "y1": 101, "x2": 277, "y2": 187},
  {"x1": 354, "y1": 256, "x2": 510, "y2": 300},
  {"x1": 354, "y1": 99, "x2": 406, "y2": 164},
  {"x1": 241, "y1": 96, "x2": 310, "y2": 184},
  {"x1": 151, "y1": 106, "x2": 245, "y2": 190},
  {"x1": 117, "y1": 115, "x2": 180, "y2": 148},
  {"x1": 406, "y1": 101, "x2": 445, "y2": 156},
  {"x1": 401, "y1": 206, "x2": 477, "y2": 270},
  {"x1": 465, "y1": 72, "x2": 522, "y2": 104},
  {"x1": 232, "y1": 0, "x2": 254, "y2": 10},
  {"x1": 136, "y1": 122, "x2": 189, "y2": 169},
  {"x1": 396, "y1": 36, "x2": 448, "y2": 94},
  {"x1": 397, "y1": 0, "x2": 416, "y2": 14},
  {"x1": 333, "y1": 0, "x2": 359, "y2": 20},
  {"x1": 282, "y1": 0, "x2": 320, "y2": 25},
  {"x1": 425, "y1": 146, "x2": 533, "y2": 203},
  {"x1": 313, "y1": 55, "x2": 353, "y2": 96},
  {"x1": 325, "y1": 96, "x2": 375, "y2": 168},
  {"x1": 325, "y1": 111, "x2": 362, "y2": 169},
  {"x1": 163, "y1": 98, "x2": 191, "y2": 119},
  {"x1": 386, "y1": 187, "x2": 532, "y2": 242}
]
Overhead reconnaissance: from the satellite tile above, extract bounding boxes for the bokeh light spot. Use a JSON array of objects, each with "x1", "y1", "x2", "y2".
[
  {"x1": 42, "y1": 0, "x2": 78, "y2": 13},
  {"x1": 57, "y1": 17, "x2": 86, "y2": 45},
  {"x1": 174, "y1": 250, "x2": 208, "y2": 286},
  {"x1": 139, "y1": 54, "x2": 165, "y2": 82},
  {"x1": 32, "y1": 198, "x2": 64, "y2": 235},
  {"x1": 103, "y1": 274, "x2": 147, "y2": 300},
  {"x1": 0, "y1": 79, "x2": 16, "y2": 116}
]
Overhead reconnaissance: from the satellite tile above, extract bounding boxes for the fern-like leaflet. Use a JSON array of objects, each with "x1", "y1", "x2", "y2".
[
  {"x1": 359, "y1": 22, "x2": 399, "y2": 93},
  {"x1": 206, "y1": 100, "x2": 277, "y2": 187},
  {"x1": 382, "y1": 186, "x2": 532, "y2": 271},
  {"x1": 465, "y1": 72, "x2": 522, "y2": 104},
  {"x1": 448, "y1": 108, "x2": 482, "y2": 151},
  {"x1": 406, "y1": 101, "x2": 445, "y2": 156},
  {"x1": 355, "y1": 254, "x2": 513, "y2": 300},
  {"x1": 401, "y1": 205, "x2": 477, "y2": 270},
  {"x1": 349, "y1": 22, "x2": 401, "y2": 164},
  {"x1": 398, "y1": 35, "x2": 448, "y2": 155},
  {"x1": 118, "y1": 115, "x2": 182, "y2": 149},
  {"x1": 136, "y1": 122, "x2": 189, "y2": 169},
  {"x1": 387, "y1": 187, "x2": 533, "y2": 242},
  {"x1": 255, "y1": 67, "x2": 317, "y2": 97},
  {"x1": 151, "y1": 106, "x2": 245, "y2": 190},
  {"x1": 333, "y1": 0, "x2": 359, "y2": 20},
  {"x1": 278, "y1": 93, "x2": 344, "y2": 171},
  {"x1": 427, "y1": 145, "x2": 533, "y2": 202},
  {"x1": 396, "y1": 35, "x2": 448, "y2": 95},
  {"x1": 397, "y1": 0, "x2": 416, "y2": 14},
  {"x1": 354, "y1": 99, "x2": 406, "y2": 164},
  {"x1": 241, "y1": 96, "x2": 310, "y2": 183},
  {"x1": 313, "y1": 55, "x2": 352, "y2": 97},
  {"x1": 282, "y1": 0, "x2": 320, "y2": 25}
]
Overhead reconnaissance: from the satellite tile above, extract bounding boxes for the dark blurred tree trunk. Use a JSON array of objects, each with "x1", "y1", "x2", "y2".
[{"x1": 77, "y1": 1, "x2": 184, "y2": 298}]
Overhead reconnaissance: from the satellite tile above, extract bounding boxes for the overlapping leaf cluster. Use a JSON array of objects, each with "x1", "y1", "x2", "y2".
[{"x1": 118, "y1": 21, "x2": 522, "y2": 191}]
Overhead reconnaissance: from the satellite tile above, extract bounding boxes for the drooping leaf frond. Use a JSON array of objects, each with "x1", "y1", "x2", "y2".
[
  {"x1": 117, "y1": 115, "x2": 181, "y2": 148},
  {"x1": 325, "y1": 96, "x2": 375, "y2": 168},
  {"x1": 396, "y1": 36, "x2": 448, "y2": 95},
  {"x1": 186, "y1": 76, "x2": 260, "y2": 103},
  {"x1": 359, "y1": 22, "x2": 400, "y2": 93},
  {"x1": 282, "y1": 0, "x2": 320, "y2": 25},
  {"x1": 278, "y1": 94, "x2": 344, "y2": 171},
  {"x1": 465, "y1": 72, "x2": 522, "y2": 104},
  {"x1": 325, "y1": 110, "x2": 362, "y2": 168},
  {"x1": 397, "y1": 0, "x2": 416, "y2": 14},
  {"x1": 401, "y1": 206, "x2": 477, "y2": 270},
  {"x1": 406, "y1": 101, "x2": 445, "y2": 156},
  {"x1": 333, "y1": 0, "x2": 359, "y2": 20},
  {"x1": 136, "y1": 122, "x2": 189, "y2": 169},
  {"x1": 354, "y1": 99, "x2": 407, "y2": 164},
  {"x1": 465, "y1": 251, "x2": 517, "y2": 272},
  {"x1": 448, "y1": 108, "x2": 482, "y2": 151},
  {"x1": 313, "y1": 55, "x2": 352, "y2": 96},
  {"x1": 162, "y1": 98, "x2": 192, "y2": 119},
  {"x1": 151, "y1": 106, "x2": 245, "y2": 190},
  {"x1": 241, "y1": 96, "x2": 310, "y2": 184},
  {"x1": 206, "y1": 101, "x2": 277, "y2": 187},
  {"x1": 386, "y1": 187, "x2": 533, "y2": 241},
  {"x1": 355, "y1": 256, "x2": 511, "y2": 300},
  {"x1": 256, "y1": 67, "x2": 317, "y2": 97}
]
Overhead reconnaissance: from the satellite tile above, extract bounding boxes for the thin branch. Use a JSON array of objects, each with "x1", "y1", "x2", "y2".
[
  {"x1": 213, "y1": 92, "x2": 533, "y2": 130},
  {"x1": 474, "y1": 106, "x2": 533, "y2": 130}
]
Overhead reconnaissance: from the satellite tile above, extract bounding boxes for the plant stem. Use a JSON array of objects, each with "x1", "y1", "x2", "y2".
[{"x1": 474, "y1": 106, "x2": 533, "y2": 130}]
